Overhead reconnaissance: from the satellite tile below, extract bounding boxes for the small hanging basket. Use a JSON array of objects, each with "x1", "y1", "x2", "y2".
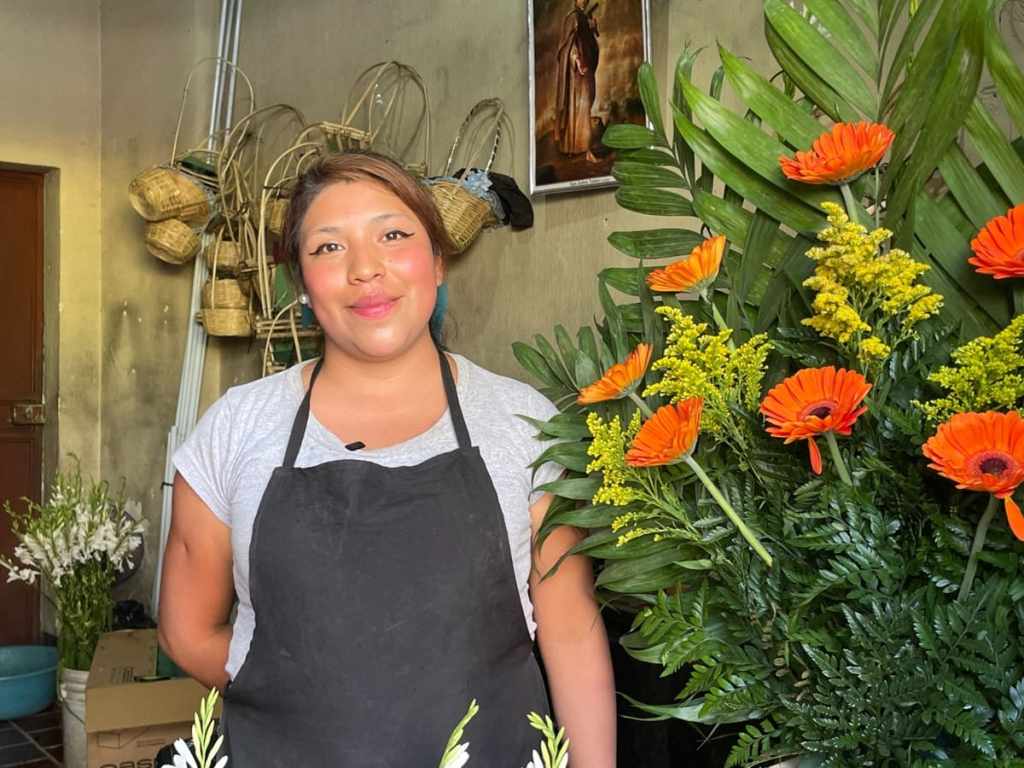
[
  {"x1": 128, "y1": 168, "x2": 211, "y2": 223},
  {"x1": 200, "y1": 308, "x2": 252, "y2": 337},
  {"x1": 201, "y1": 278, "x2": 250, "y2": 309},
  {"x1": 144, "y1": 219, "x2": 200, "y2": 265},
  {"x1": 428, "y1": 98, "x2": 504, "y2": 254},
  {"x1": 266, "y1": 197, "x2": 289, "y2": 235},
  {"x1": 208, "y1": 238, "x2": 243, "y2": 275}
]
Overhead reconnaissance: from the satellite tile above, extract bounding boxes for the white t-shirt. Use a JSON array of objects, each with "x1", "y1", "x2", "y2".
[{"x1": 173, "y1": 354, "x2": 562, "y2": 680}]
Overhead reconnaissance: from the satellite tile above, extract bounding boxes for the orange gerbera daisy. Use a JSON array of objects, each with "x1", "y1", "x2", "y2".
[
  {"x1": 969, "y1": 203, "x2": 1024, "y2": 280},
  {"x1": 577, "y1": 343, "x2": 652, "y2": 405},
  {"x1": 626, "y1": 398, "x2": 703, "y2": 467},
  {"x1": 760, "y1": 367, "x2": 871, "y2": 474},
  {"x1": 922, "y1": 411, "x2": 1024, "y2": 540},
  {"x1": 779, "y1": 122, "x2": 895, "y2": 185},
  {"x1": 646, "y1": 235, "x2": 726, "y2": 294}
]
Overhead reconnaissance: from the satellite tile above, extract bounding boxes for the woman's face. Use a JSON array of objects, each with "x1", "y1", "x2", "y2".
[{"x1": 298, "y1": 179, "x2": 443, "y2": 362}]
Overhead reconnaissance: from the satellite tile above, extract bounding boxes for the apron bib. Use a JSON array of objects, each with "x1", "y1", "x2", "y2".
[{"x1": 222, "y1": 349, "x2": 550, "y2": 767}]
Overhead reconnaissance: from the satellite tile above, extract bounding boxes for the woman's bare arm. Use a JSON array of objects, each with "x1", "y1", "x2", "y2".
[
  {"x1": 157, "y1": 472, "x2": 235, "y2": 690},
  {"x1": 531, "y1": 493, "x2": 617, "y2": 766}
]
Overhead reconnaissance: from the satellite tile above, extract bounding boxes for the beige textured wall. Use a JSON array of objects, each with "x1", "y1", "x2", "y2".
[
  {"x1": 0, "y1": 0, "x2": 102, "y2": 476},
  {"x1": 99, "y1": 0, "x2": 234, "y2": 606},
  {"x1": 236, "y1": 0, "x2": 775, "y2": 378}
]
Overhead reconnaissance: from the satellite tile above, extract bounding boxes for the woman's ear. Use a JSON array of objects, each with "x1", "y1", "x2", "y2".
[{"x1": 434, "y1": 250, "x2": 445, "y2": 287}]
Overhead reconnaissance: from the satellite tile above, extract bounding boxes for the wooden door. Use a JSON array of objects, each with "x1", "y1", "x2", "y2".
[{"x1": 0, "y1": 169, "x2": 44, "y2": 644}]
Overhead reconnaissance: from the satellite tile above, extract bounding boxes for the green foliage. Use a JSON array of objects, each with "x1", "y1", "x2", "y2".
[{"x1": 513, "y1": 2, "x2": 1024, "y2": 765}]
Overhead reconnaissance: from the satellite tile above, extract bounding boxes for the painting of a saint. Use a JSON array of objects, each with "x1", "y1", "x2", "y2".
[
  {"x1": 555, "y1": 0, "x2": 600, "y2": 158},
  {"x1": 529, "y1": 0, "x2": 650, "y2": 195}
]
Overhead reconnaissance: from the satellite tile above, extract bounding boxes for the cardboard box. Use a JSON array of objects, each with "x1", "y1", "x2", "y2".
[{"x1": 86, "y1": 629, "x2": 217, "y2": 768}]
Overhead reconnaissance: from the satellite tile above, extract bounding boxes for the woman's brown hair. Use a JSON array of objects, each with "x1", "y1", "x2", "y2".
[{"x1": 281, "y1": 150, "x2": 456, "y2": 280}]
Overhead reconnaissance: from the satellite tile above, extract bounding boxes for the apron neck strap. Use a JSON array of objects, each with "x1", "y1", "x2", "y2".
[
  {"x1": 438, "y1": 347, "x2": 471, "y2": 450},
  {"x1": 284, "y1": 357, "x2": 324, "y2": 468},
  {"x1": 283, "y1": 348, "x2": 471, "y2": 468}
]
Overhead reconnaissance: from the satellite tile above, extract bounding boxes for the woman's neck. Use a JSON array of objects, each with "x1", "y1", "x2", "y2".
[{"x1": 307, "y1": 333, "x2": 445, "y2": 403}]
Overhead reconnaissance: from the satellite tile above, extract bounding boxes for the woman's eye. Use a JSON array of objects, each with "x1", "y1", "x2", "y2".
[
  {"x1": 309, "y1": 242, "x2": 341, "y2": 256},
  {"x1": 384, "y1": 229, "x2": 412, "y2": 242}
]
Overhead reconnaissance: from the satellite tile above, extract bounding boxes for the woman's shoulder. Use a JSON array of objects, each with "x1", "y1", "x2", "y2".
[
  {"x1": 220, "y1": 362, "x2": 304, "y2": 412},
  {"x1": 453, "y1": 354, "x2": 559, "y2": 423}
]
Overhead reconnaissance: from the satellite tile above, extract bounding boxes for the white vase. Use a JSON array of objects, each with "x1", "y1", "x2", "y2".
[{"x1": 59, "y1": 667, "x2": 89, "y2": 768}]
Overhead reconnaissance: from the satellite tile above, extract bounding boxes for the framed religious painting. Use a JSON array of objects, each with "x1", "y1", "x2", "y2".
[{"x1": 528, "y1": 0, "x2": 652, "y2": 196}]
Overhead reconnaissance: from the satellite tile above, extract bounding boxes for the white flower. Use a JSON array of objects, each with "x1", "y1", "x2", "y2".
[
  {"x1": 523, "y1": 749, "x2": 545, "y2": 768},
  {"x1": 163, "y1": 739, "x2": 198, "y2": 768},
  {"x1": 440, "y1": 742, "x2": 470, "y2": 768}
]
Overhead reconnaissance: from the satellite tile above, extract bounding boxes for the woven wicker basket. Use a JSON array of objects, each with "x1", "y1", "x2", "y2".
[
  {"x1": 144, "y1": 219, "x2": 200, "y2": 264},
  {"x1": 209, "y1": 239, "x2": 243, "y2": 275},
  {"x1": 201, "y1": 308, "x2": 252, "y2": 337},
  {"x1": 431, "y1": 98, "x2": 505, "y2": 253},
  {"x1": 430, "y1": 182, "x2": 494, "y2": 253},
  {"x1": 129, "y1": 168, "x2": 210, "y2": 224},
  {"x1": 201, "y1": 278, "x2": 250, "y2": 309},
  {"x1": 267, "y1": 198, "x2": 289, "y2": 235}
]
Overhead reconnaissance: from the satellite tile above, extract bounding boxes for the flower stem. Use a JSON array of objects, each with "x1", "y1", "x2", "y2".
[
  {"x1": 628, "y1": 391, "x2": 654, "y2": 418},
  {"x1": 840, "y1": 183, "x2": 867, "y2": 227},
  {"x1": 708, "y1": 298, "x2": 737, "y2": 351},
  {"x1": 873, "y1": 166, "x2": 880, "y2": 229},
  {"x1": 684, "y1": 455, "x2": 773, "y2": 567},
  {"x1": 825, "y1": 431, "x2": 853, "y2": 487},
  {"x1": 959, "y1": 495, "x2": 999, "y2": 602}
]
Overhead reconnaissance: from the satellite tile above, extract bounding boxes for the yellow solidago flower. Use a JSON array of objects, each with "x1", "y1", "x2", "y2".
[
  {"x1": 918, "y1": 314, "x2": 1024, "y2": 424},
  {"x1": 585, "y1": 410, "x2": 642, "y2": 507},
  {"x1": 802, "y1": 202, "x2": 943, "y2": 360},
  {"x1": 858, "y1": 336, "x2": 890, "y2": 363},
  {"x1": 643, "y1": 307, "x2": 771, "y2": 445}
]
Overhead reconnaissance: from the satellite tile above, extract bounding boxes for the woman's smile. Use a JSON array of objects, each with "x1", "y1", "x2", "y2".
[{"x1": 350, "y1": 293, "x2": 400, "y2": 319}]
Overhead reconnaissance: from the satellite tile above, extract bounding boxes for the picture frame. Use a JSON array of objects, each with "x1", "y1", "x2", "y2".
[{"x1": 527, "y1": 0, "x2": 653, "y2": 196}]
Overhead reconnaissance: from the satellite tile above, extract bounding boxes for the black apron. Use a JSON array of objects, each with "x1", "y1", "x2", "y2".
[{"x1": 223, "y1": 349, "x2": 550, "y2": 767}]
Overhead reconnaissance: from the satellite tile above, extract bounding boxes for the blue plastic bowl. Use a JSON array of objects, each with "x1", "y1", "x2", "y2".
[{"x1": 0, "y1": 645, "x2": 59, "y2": 720}]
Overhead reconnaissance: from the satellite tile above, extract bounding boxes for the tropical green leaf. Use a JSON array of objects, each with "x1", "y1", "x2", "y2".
[
  {"x1": 673, "y1": 107, "x2": 824, "y2": 233},
  {"x1": 884, "y1": 0, "x2": 985, "y2": 231},
  {"x1": 612, "y1": 161, "x2": 687, "y2": 188},
  {"x1": 736, "y1": 210, "x2": 782, "y2": 306},
  {"x1": 674, "y1": 47, "x2": 702, "y2": 188},
  {"x1": 765, "y1": 21, "x2": 859, "y2": 123},
  {"x1": 531, "y1": 440, "x2": 591, "y2": 475},
  {"x1": 985, "y1": 6, "x2": 1024, "y2": 136},
  {"x1": 513, "y1": 342, "x2": 559, "y2": 388},
  {"x1": 615, "y1": 187, "x2": 694, "y2": 217},
  {"x1": 599, "y1": 267, "x2": 657, "y2": 298},
  {"x1": 881, "y1": 0, "x2": 942, "y2": 110},
  {"x1": 679, "y1": 78, "x2": 840, "y2": 211},
  {"x1": 617, "y1": 147, "x2": 678, "y2": 166},
  {"x1": 937, "y1": 144, "x2": 1011, "y2": 229},
  {"x1": 963, "y1": 99, "x2": 1024, "y2": 203},
  {"x1": 764, "y1": 0, "x2": 877, "y2": 117},
  {"x1": 598, "y1": 276, "x2": 629, "y2": 360},
  {"x1": 913, "y1": 195, "x2": 1008, "y2": 333},
  {"x1": 800, "y1": 0, "x2": 878, "y2": 79},
  {"x1": 534, "y1": 333, "x2": 575, "y2": 391},
  {"x1": 608, "y1": 229, "x2": 704, "y2": 260},
  {"x1": 718, "y1": 45, "x2": 823, "y2": 149},
  {"x1": 603, "y1": 124, "x2": 659, "y2": 149},
  {"x1": 536, "y1": 476, "x2": 601, "y2": 501},
  {"x1": 638, "y1": 61, "x2": 668, "y2": 146}
]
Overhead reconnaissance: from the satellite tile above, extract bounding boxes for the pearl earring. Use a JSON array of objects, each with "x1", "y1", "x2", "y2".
[{"x1": 299, "y1": 293, "x2": 309, "y2": 305}]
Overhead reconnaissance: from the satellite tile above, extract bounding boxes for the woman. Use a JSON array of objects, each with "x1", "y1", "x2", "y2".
[{"x1": 158, "y1": 152, "x2": 616, "y2": 766}]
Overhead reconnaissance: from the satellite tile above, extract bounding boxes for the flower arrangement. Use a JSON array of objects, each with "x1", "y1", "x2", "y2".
[
  {"x1": 0, "y1": 459, "x2": 145, "y2": 669},
  {"x1": 514, "y1": 2, "x2": 1024, "y2": 764}
]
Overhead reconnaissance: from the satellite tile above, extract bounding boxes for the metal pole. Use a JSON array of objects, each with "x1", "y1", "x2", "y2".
[{"x1": 153, "y1": 0, "x2": 240, "y2": 613}]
